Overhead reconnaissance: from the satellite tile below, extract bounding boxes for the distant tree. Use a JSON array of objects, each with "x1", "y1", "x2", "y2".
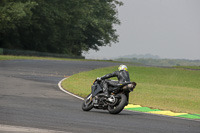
[
  {"x1": 0, "y1": 0, "x2": 37, "y2": 48},
  {"x1": 0, "y1": 0, "x2": 123, "y2": 56}
]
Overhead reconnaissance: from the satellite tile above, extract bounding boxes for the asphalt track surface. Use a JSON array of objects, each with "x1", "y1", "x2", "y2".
[{"x1": 0, "y1": 60, "x2": 199, "y2": 133}]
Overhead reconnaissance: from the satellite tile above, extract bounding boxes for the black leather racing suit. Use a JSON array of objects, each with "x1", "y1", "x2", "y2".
[{"x1": 100, "y1": 70, "x2": 130, "y2": 96}]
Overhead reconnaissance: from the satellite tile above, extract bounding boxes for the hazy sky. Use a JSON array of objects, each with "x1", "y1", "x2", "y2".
[{"x1": 85, "y1": 0, "x2": 200, "y2": 60}]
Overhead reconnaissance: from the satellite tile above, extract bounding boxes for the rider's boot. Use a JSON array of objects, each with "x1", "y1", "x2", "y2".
[{"x1": 102, "y1": 80, "x2": 110, "y2": 97}]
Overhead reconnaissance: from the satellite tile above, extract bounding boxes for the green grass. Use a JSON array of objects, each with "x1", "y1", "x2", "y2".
[
  {"x1": 0, "y1": 55, "x2": 85, "y2": 61},
  {"x1": 62, "y1": 65, "x2": 200, "y2": 114},
  {"x1": 174, "y1": 66, "x2": 200, "y2": 70},
  {"x1": 0, "y1": 55, "x2": 142, "y2": 66}
]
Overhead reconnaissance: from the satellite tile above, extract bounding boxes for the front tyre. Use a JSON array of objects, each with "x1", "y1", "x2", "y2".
[
  {"x1": 108, "y1": 94, "x2": 127, "y2": 114},
  {"x1": 82, "y1": 94, "x2": 93, "y2": 111}
]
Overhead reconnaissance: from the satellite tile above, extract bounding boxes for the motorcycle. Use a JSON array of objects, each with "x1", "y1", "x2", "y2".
[{"x1": 82, "y1": 79, "x2": 136, "y2": 114}]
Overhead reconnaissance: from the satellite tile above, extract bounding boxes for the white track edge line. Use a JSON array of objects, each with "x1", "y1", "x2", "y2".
[{"x1": 58, "y1": 77, "x2": 84, "y2": 100}]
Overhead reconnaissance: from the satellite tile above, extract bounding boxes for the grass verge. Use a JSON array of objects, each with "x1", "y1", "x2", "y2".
[
  {"x1": 0, "y1": 55, "x2": 85, "y2": 61},
  {"x1": 0, "y1": 55, "x2": 137, "y2": 64},
  {"x1": 62, "y1": 65, "x2": 200, "y2": 114},
  {"x1": 173, "y1": 66, "x2": 200, "y2": 70}
]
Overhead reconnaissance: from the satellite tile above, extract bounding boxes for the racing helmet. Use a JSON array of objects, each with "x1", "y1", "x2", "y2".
[{"x1": 118, "y1": 64, "x2": 128, "y2": 71}]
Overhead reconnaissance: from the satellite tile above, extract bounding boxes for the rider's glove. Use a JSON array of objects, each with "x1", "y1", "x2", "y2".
[{"x1": 96, "y1": 77, "x2": 101, "y2": 81}]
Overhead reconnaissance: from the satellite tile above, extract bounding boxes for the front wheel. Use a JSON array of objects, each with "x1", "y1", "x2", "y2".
[
  {"x1": 82, "y1": 94, "x2": 93, "y2": 111},
  {"x1": 108, "y1": 94, "x2": 127, "y2": 114}
]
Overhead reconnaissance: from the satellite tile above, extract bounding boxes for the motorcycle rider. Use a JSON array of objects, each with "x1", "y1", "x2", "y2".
[{"x1": 97, "y1": 64, "x2": 130, "y2": 98}]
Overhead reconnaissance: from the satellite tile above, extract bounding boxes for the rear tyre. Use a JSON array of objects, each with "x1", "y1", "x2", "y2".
[
  {"x1": 108, "y1": 94, "x2": 127, "y2": 114},
  {"x1": 82, "y1": 94, "x2": 93, "y2": 111}
]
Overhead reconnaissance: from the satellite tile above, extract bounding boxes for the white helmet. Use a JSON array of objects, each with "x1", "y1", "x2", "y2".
[{"x1": 118, "y1": 64, "x2": 128, "y2": 71}]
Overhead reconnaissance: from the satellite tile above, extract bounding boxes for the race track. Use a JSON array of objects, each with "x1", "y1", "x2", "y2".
[{"x1": 0, "y1": 60, "x2": 199, "y2": 133}]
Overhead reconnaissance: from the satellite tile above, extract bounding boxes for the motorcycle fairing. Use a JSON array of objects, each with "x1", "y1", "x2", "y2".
[{"x1": 91, "y1": 84, "x2": 102, "y2": 97}]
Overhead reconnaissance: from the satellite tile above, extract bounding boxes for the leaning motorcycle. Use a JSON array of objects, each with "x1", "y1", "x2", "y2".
[{"x1": 82, "y1": 79, "x2": 136, "y2": 114}]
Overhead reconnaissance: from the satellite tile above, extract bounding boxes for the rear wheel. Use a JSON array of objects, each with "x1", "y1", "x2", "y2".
[
  {"x1": 108, "y1": 94, "x2": 127, "y2": 114},
  {"x1": 82, "y1": 94, "x2": 93, "y2": 111}
]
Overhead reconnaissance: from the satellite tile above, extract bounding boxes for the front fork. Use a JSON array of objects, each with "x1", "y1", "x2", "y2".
[
  {"x1": 85, "y1": 94, "x2": 93, "y2": 106},
  {"x1": 86, "y1": 94, "x2": 92, "y2": 101}
]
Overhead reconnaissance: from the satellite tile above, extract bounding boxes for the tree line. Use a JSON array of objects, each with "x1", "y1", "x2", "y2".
[
  {"x1": 116, "y1": 57, "x2": 200, "y2": 67},
  {"x1": 0, "y1": 0, "x2": 123, "y2": 56}
]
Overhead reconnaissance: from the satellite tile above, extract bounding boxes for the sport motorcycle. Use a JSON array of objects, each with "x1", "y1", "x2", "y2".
[{"x1": 82, "y1": 79, "x2": 136, "y2": 114}]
